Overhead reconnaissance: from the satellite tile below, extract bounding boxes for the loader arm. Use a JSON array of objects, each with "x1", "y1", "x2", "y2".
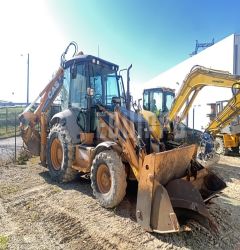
[
  {"x1": 98, "y1": 105, "x2": 226, "y2": 233},
  {"x1": 97, "y1": 105, "x2": 147, "y2": 180},
  {"x1": 168, "y1": 66, "x2": 240, "y2": 123},
  {"x1": 206, "y1": 90, "x2": 240, "y2": 134}
]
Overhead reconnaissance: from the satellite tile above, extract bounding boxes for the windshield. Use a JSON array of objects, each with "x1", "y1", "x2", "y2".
[
  {"x1": 143, "y1": 90, "x2": 163, "y2": 114},
  {"x1": 90, "y1": 63, "x2": 125, "y2": 107},
  {"x1": 61, "y1": 61, "x2": 125, "y2": 110}
]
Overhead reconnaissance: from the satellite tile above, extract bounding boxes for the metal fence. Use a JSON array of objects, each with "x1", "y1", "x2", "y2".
[
  {"x1": 0, "y1": 105, "x2": 25, "y2": 164},
  {"x1": 0, "y1": 106, "x2": 25, "y2": 138}
]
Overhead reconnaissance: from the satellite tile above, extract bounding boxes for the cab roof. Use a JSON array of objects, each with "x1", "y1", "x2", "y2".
[
  {"x1": 64, "y1": 54, "x2": 119, "y2": 71},
  {"x1": 143, "y1": 87, "x2": 175, "y2": 93}
]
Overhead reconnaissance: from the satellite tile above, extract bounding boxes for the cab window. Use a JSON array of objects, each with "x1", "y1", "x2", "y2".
[
  {"x1": 165, "y1": 93, "x2": 174, "y2": 112},
  {"x1": 70, "y1": 64, "x2": 87, "y2": 109},
  {"x1": 150, "y1": 91, "x2": 163, "y2": 113}
]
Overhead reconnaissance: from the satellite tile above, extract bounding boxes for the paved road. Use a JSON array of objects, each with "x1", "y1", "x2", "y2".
[{"x1": 0, "y1": 136, "x2": 23, "y2": 163}]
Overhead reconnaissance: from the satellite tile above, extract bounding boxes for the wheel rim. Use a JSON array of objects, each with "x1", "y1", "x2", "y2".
[
  {"x1": 97, "y1": 164, "x2": 111, "y2": 193},
  {"x1": 51, "y1": 138, "x2": 63, "y2": 170}
]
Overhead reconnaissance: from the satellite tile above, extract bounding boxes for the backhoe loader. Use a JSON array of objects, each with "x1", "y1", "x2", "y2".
[{"x1": 19, "y1": 42, "x2": 227, "y2": 234}]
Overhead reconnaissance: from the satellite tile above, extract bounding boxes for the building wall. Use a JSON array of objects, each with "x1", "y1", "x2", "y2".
[
  {"x1": 234, "y1": 35, "x2": 240, "y2": 75},
  {"x1": 144, "y1": 34, "x2": 240, "y2": 130}
]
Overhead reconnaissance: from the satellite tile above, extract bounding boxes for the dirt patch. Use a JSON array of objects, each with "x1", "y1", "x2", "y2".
[
  {"x1": 0, "y1": 156, "x2": 240, "y2": 249},
  {"x1": 0, "y1": 137, "x2": 23, "y2": 166}
]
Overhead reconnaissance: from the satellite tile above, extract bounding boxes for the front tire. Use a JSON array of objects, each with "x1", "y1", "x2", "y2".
[
  {"x1": 91, "y1": 150, "x2": 127, "y2": 208},
  {"x1": 47, "y1": 124, "x2": 77, "y2": 182}
]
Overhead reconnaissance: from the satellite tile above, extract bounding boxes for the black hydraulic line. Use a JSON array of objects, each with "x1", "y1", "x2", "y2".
[{"x1": 61, "y1": 41, "x2": 78, "y2": 67}]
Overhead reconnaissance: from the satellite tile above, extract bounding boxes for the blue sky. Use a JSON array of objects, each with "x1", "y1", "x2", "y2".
[
  {"x1": 0, "y1": 0, "x2": 239, "y2": 101},
  {"x1": 48, "y1": 0, "x2": 240, "y2": 79}
]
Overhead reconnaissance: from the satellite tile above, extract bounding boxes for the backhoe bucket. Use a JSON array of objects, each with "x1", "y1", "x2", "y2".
[
  {"x1": 21, "y1": 126, "x2": 40, "y2": 156},
  {"x1": 136, "y1": 144, "x2": 226, "y2": 233}
]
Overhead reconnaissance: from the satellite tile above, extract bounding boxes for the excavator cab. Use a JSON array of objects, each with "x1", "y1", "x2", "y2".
[{"x1": 143, "y1": 87, "x2": 175, "y2": 116}]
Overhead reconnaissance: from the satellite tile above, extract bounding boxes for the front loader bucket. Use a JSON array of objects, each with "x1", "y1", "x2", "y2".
[{"x1": 136, "y1": 144, "x2": 226, "y2": 233}]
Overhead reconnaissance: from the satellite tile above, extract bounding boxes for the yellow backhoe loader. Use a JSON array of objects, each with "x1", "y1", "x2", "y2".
[{"x1": 19, "y1": 43, "x2": 228, "y2": 234}]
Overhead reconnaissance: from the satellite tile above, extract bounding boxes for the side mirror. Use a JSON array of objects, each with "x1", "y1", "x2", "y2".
[{"x1": 112, "y1": 96, "x2": 121, "y2": 105}]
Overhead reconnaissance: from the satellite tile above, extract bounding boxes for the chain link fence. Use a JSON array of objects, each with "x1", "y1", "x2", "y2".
[
  {"x1": 0, "y1": 106, "x2": 24, "y2": 139},
  {"x1": 0, "y1": 106, "x2": 25, "y2": 165}
]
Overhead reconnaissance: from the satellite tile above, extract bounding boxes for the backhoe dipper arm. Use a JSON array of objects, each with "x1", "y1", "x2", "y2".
[
  {"x1": 19, "y1": 41, "x2": 78, "y2": 127},
  {"x1": 19, "y1": 67, "x2": 64, "y2": 127},
  {"x1": 206, "y1": 90, "x2": 240, "y2": 134},
  {"x1": 167, "y1": 66, "x2": 240, "y2": 123}
]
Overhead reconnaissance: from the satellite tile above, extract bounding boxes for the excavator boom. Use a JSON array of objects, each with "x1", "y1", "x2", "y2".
[
  {"x1": 168, "y1": 66, "x2": 240, "y2": 123},
  {"x1": 206, "y1": 90, "x2": 240, "y2": 134}
]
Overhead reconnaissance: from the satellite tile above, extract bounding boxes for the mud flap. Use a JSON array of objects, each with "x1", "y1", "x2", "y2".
[{"x1": 136, "y1": 144, "x2": 226, "y2": 233}]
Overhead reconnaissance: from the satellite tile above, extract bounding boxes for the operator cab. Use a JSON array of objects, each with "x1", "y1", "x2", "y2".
[
  {"x1": 59, "y1": 54, "x2": 126, "y2": 137},
  {"x1": 61, "y1": 55, "x2": 126, "y2": 111},
  {"x1": 143, "y1": 87, "x2": 175, "y2": 116}
]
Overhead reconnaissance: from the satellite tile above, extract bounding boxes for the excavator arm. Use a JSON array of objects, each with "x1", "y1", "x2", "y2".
[{"x1": 168, "y1": 66, "x2": 240, "y2": 123}]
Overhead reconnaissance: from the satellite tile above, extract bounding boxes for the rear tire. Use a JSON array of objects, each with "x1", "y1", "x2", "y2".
[
  {"x1": 91, "y1": 150, "x2": 127, "y2": 208},
  {"x1": 47, "y1": 124, "x2": 77, "y2": 182}
]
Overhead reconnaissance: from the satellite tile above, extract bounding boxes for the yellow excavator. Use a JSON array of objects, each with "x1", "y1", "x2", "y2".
[
  {"x1": 140, "y1": 66, "x2": 240, "y2": 148},
  {"x1": 19, "y1": 43, "x2": 228, "y2": 234},
  {"x1": 140, "y1": 87, "x2": 203, "y2": 145},
  {"x1": 205, "y1": 86, "x2": 240, "y2": 155}
]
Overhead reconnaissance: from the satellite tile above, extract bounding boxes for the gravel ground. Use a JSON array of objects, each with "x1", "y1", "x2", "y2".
[{"x1": 0, "y1": 148, "x2": 240, "y2": 249}]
